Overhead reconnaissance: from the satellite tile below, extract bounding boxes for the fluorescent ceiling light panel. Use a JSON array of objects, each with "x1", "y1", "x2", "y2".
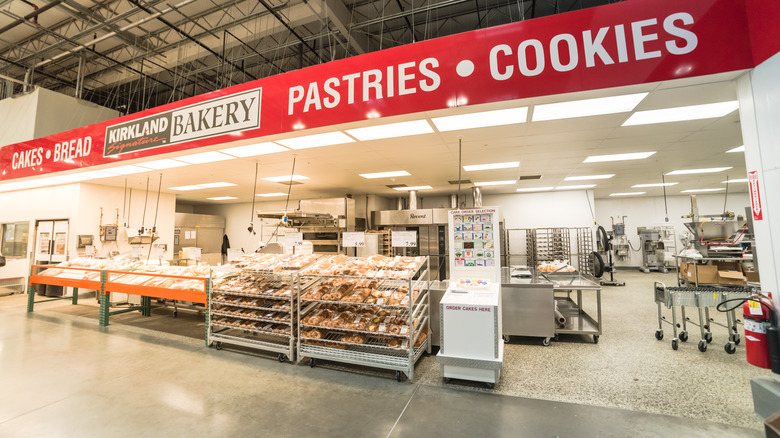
[
  {"x1": 137, "y1": 159, "x2": 190, "y2": 170},
  {"x1": 207, "y1": 196, "x2": 237, "y2": 200},
  {"x1": 474, "y1": 180, "x2": 516, "y2": 187},
  {"x1": 564, "y1": 174, "x2": 614, "y2": 181},
  {"x1": 107, "y1": 164, "x2": 150, "y2": 175},
  {"x1": 463, "y1": 161, "x2": 520, "y2": 171},
  {"x1": 220, "y1": 142, "x2": 288, "y2": 157},
  {"x1": 623, "y1": 101, "x2": 739, "y2": 126},
  {"x1": 727, "y1": 145, "x2": 745, "y2": 153},
  {"x1": 168, "y1": 185, "x2": 204, "y2": 191},
  {"x1": 48, "y1": 174, "x2": 94, "y2": 183},
  {"x1": 197, "y1": 182, "x2": 236, "y2": 189},
  {"x1": 79, "y1": 170, "x2": 118, "y2": 179},
  {"x1": 360, "y1": 171, "x2": 411, "y2": 179},
  {"x1": 532, "y1": 92, "x2": 648, "y2": 121},
  {"x1": 516, "y1": 187, "x2": 554, "y2": 192},
  {"x1": 584, "y1": 152, "x2": 656, "y2": 163},
  {"x1": 681, "y1": 188, "x2": 726, "y2": 193},
  {"x1": 610, "y1": 192, "x2": 646, "y2": 197},
  {"x1": 554, "y1": 184, "x2": 596, "y2": 190},
  {"x1": 722, "y1": 179, "x2": 749, "y2": 183},
  {"x1": 276, "y1": 132, "x2": 355, "y2": 149},
  {"x1": 431, "y1": 107, "x2": 528, "y2": 131},
  {"x1": 393, "y1": 186, "x2": 433, "y2": 191},
  {"x1": 346, "y1": 120, "x2": 433, "y2": 141},
  {"x1": 263, "y1": 175, "x2": 309, "y2": 182},
  {"x1": 665, "y1": 167, "x2": 732, "y2": 175},
  {"x1": 257, "y1": 192, "x2": 288, "y2": 197},
  {"x1": 175, "y1": 151, "x2": 235, "y2": 164},
  {"x1": 632, "y1": 182, "x2": 678, "y2": 188}
]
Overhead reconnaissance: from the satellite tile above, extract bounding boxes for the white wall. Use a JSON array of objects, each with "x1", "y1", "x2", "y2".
[
  {"x1": 0, "y1": 183, "x2": 175, "y2": 284},
  {"x1": 595, "y1": 193, "x2": 751, "y2": 267},
  {"x1": 485, "y1": 191, "x2": 596, "y2": 229},
  {"x1": 193, "y1": 200, "x2": 292, "y2": 255},
  {"x1": 739, "y1": 52, "x2": 780, "y2": 300},
  {"x1": 0, "y1": 88, "x2": 118, "y2": 148}
]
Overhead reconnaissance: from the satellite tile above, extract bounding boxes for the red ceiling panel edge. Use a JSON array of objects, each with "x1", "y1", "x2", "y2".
[
  {"x1": 0, "y1": 0, "x2": 756, "y2": 183},
  {"x1": 744, "y1": 0, "x2": 780, "y2": 66}
]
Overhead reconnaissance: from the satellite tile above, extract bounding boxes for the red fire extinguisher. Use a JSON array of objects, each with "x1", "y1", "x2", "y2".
[{"x1": 743, "y1": 296, "x2": 775, "y2": 369}]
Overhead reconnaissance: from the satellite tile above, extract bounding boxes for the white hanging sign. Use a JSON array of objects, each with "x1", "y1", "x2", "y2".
[
  {"x1": 285, "y1": 232, "x2": 304, "y2": 247},
  {"x1": 392, "y1": 231, "x2": 417, "y2": 247},
  {"x1": 342, "y1": 232, "x2": 366, "y2": 248}
]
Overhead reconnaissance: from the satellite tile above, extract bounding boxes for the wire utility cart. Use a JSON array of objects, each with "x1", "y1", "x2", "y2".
[
  {"x1": 297, "y1": 258, "x2": 431, "y2": 382},
  {"x1": 654, "y1": 282, "x2": 753, "y2": 353},
  {"x1": 208, "y1": 270, "x2": 307, "y2": 362}
]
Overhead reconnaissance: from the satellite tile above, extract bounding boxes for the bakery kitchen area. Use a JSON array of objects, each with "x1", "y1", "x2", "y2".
[{"x1": 1, "y1": 0, "x2": 780, "y2": 436}]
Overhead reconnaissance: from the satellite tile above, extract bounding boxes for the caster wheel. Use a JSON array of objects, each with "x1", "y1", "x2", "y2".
[
  {"x1": 698, "y1": 340, "x2": 707, "y2": 352},
  {"x1": 396, "y1": 371, "x2": 402, "y2": 382},
  {"x1": 705, "y1": 332, "x2": 712, "y2": 343},
  {"x1": 554, "y1": 334, "x2": 560, "y2": 342},
  {"x1": 278, "y1": 353, "x2": 287, "y2": 363},
  {"x1": 215, "y1": 341, "x2": 223, "y2": 350},
  {"x1": 502, "y1": 335, "x2": 510, "y2": 344},
  {"x1": 679, "y1": 331, "x2": 688, "y2": 342},
  {"x1": 593, "y1": 335, "x2": 599, "y2": 344},
  {"x1": 655, "y1": 330, "x2": 664, "y2": 341},
  {"x1": 725, "y1": 343, "x2": 736, "y2": 354},
  {"x1": 486, "y1": 382, "x2": 494, "y2": 389},
  {"x1": 671, "y1": 340, "x2": 679, "y2": 350},
  {"x1": 173, "y1": 311, "x2": 178, "y2": 318},
  {"x1": 444, "y1": 377, "x2": 451, "y2": 384},
  {"x1": 309, "y1": 358, "x2": 316, "y2": 368},
  {"x1": 542, "y1": 337, "x2": 551, "y2": 347},
  {"x1": 734, "y1": 335, "x2": 741, "y2": 346}
]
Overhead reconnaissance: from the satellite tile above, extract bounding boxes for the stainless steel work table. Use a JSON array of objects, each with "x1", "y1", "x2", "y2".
[{"x1": 546, "y1": 273, "x2": 602, "y2": 343}]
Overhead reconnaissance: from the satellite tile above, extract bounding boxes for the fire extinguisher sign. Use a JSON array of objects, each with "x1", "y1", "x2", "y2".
[{"x1": 749, "y1": 170, "x2": 763, "y2": 220}]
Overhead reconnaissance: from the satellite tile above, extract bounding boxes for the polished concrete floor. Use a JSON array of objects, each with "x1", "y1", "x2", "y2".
[{"x1": 0, "y1": 271, "x2": 768, "y2": 437}]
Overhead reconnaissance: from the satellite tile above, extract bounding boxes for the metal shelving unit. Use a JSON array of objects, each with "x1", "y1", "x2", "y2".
[
  {"x1": 208, "y1": 270, "x2": 306, "y2": 362},
  {"x1": 297, "y1": 258, "x2": 431, "y2": 381}
]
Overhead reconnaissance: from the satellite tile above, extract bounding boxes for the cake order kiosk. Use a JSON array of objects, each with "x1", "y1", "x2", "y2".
[{"x1": 437, "y1": 208, "x2": 503, "y2": 386}]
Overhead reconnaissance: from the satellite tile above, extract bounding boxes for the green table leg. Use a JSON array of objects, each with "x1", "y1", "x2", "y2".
[
  {"x1": 99, "y1": 292, "x2": 110, "y2": 327},
  {"x1": 26, "y1": 265, "x2": 36, "y2": 313},
  {"x1": 142, "y1": 296, "x2": 151, "y2": 317},
  {"x1": 72, "y1": 287, "x2": 79, "y2": 305}
]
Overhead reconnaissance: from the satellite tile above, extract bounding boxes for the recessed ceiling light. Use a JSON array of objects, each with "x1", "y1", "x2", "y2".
[
  {"x1": 431, "y1": 107, "x2": 528, "y2": 131},
  {"x1": 256, "y1": 192, "x2": 288, "y2": 197},
  {"x1": 79, "y1": 170, "x2": 119, "y2": 179},
  {"x1": 276, "y1": 132, "x2": 355, "y2": 149},
  {"x1": 474, "y1": 180, "x2": 516, "y2": 186},
  {"x1": 564, "y1": 174, "x2": 614, "y2": 181},
  {"x1": 220, "y1": 142, "x2": 289, "y2": 157},
  {"x1": 137, "y1": 159, "x2": 190, "y2": 170},
  {"x1": 726, "y1": 145, "x2": 745, "y2": 153},
  {"x1": 610, "y1": 192, "x2": 646, "y2": 197},
  {"x1": 681, "y1": 188, "x2": 726, "y2": 193},
  {"x1": 346, "y1": 120, "x2": 433, "y2": 141},
  {"x1": 360, "y1": 171, "x2": 411, "y2": 179},
  {"x1": 632, "y1": 182, "x2": 678, "y2": 188},
  {"x1": 516, "y1": 187, "x2": 554, "y2": 192},
  {"x1": 197, "y1": 182, "x2": 237, "y2": 188},
  {"x1": 207, "y1": 196, "x2": 237, "y2": 200},
  {"x1": 263, "y1": 175, "x2": 309, "y2": 182},
  {"x1": 554, "y1": 184, "x2": 596, "y2": 190},
  {"x1": 175, "y1": 151, "x2": 235, "y2": 164},
  {"x1": 623, "y1": 101, "x2": 739, "y2": 126},
  {"x1": 532, "y1": 92, "x2": 648, "y2": 121},
  {"x1": 107, "y1": 165, "x2": 150, "y2": 175},
  {"x1": 168, "y1": 185, "x2": 202, "y2": 191},
  {"x1": 665, "y1": 167, "x2": 732, "y2": 175},
  {"x1": 463, "y1": 161, "x2": 520, "y2": 171},
  {"x1": 584, "y1": 152, "x2": 656, "y2": 163},
  {"x1": 393, "y1": 186, "x2": 432, "y2": 191},
  {"x1": 722, "y1": 179, "x2": 749, "y2": 183}
]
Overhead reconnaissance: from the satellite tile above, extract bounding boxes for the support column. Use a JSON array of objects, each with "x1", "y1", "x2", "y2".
[{"x1": 72, "y1": 287, "x2": 79, "y2": 305}]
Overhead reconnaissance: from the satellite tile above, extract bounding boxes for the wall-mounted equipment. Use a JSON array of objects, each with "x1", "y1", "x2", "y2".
[
  {"x1": 103, "y1": 225, "x2": 117, "y2": 241},
  {"x1": 77, "y1": 235, "x2": 94, "y2": 248}
]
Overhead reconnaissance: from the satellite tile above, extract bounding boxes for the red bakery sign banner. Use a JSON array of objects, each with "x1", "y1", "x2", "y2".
[
  {"x1": 749, "y1": 170, "x2": 763, "y2": 221},
  {"x1": 0, "y1": 0, "x2": 766, "y2": 181}
]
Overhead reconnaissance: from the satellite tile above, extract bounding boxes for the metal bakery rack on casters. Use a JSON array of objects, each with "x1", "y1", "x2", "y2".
[{"x1": 297, "y1": 257, "x2": 431, "y2": 382}]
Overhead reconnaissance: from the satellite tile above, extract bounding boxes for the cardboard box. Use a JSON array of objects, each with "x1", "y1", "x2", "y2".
[
  {"x1": 714, "y1": 260, "x2": 741, "y2": 271},
  {"x1": 679, "y1": 263, "x2": 719, "y2": 285},
  {"x1": 718, "y1": 270, "x2": 747, "y2": 286},
  {"x1": 742, "y1": 265, "x2": 761, "y2": 283}
]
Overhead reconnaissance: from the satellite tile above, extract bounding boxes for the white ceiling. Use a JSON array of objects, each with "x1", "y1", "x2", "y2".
[{"x1": 7, "y1": 70, "x2": 750, "y2": 205}]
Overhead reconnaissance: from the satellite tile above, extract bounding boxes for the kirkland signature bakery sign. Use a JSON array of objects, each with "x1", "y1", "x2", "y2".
[{"x1": 104, "y1": 88, "x2": 261, "y2": 156}]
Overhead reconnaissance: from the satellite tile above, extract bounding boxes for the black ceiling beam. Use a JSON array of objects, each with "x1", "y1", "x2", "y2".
[
  {"x1": 128, "y1": 0, "x2": 257, "y2": 84},
  {"x1": 0, "y1": 0, "x2": 65, "y2": 35},
  {"x1": 256, "y1": 0, "x2": 325, "y2": 64}
]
